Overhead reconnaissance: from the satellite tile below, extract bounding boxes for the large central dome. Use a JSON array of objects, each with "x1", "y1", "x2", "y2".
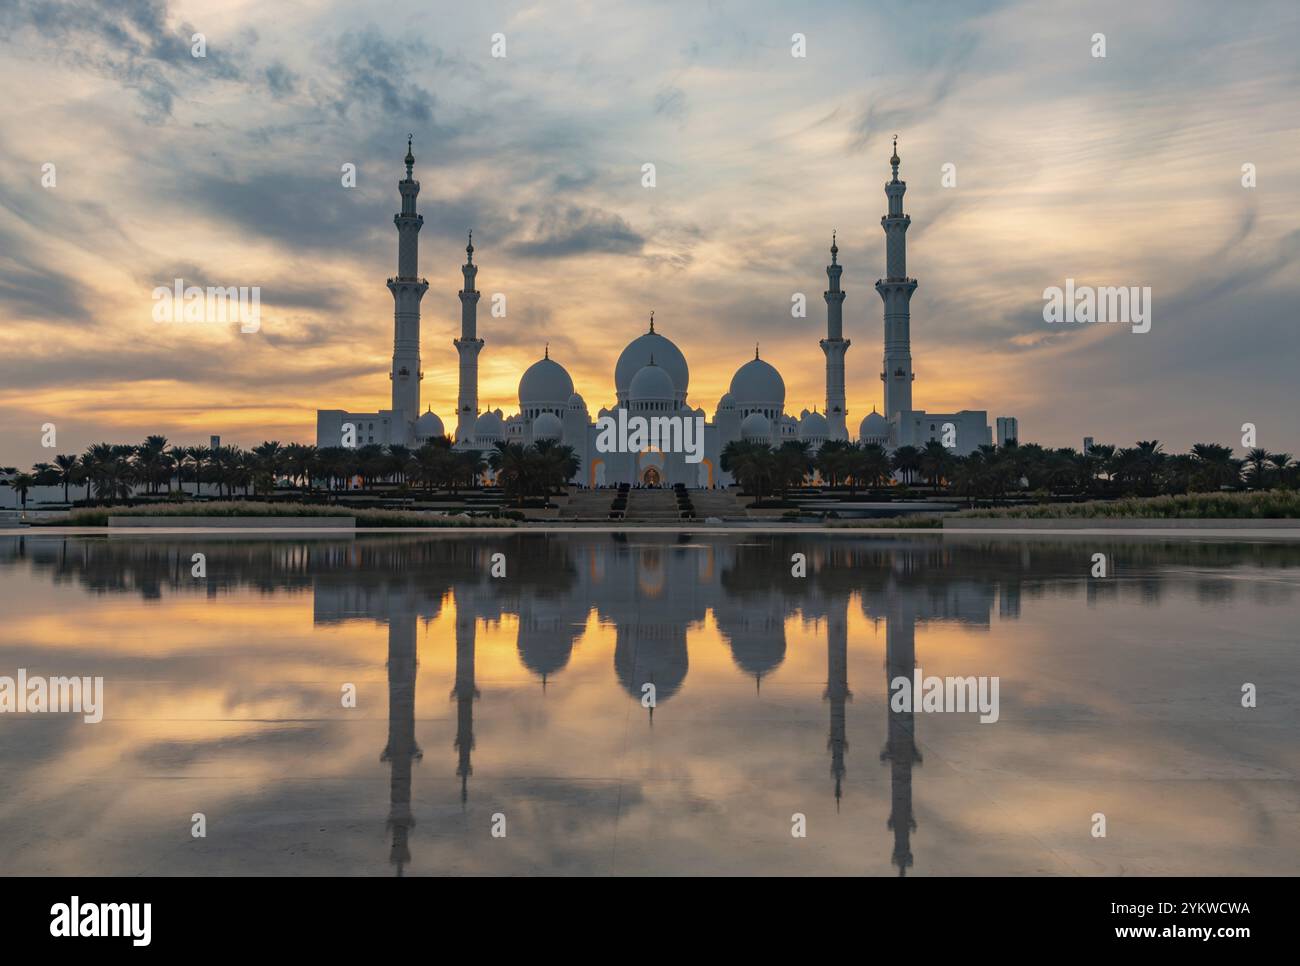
[
  {"x1": 615, "y1": 321, "x2": 688, "y2": 404},
  {"x1": 730, "y1": 353, "x2": 785, "y2": 411},
  {"x1": 519, "y1": 352, "x2": 574, "y2": 408}
]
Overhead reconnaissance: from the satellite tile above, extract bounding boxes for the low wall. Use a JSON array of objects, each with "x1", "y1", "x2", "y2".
[
  {"x1": 943, "y1": 517, "x2": 1300, "y2": 530},
  {"x1": 108, "y1": 516, "x2": 356, "y2": 528}
]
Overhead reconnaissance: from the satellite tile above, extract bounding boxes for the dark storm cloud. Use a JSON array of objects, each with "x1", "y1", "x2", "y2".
[
  {"x1": 263, "y1": 62, "x2": 298, "y2": 98},
  {"x1": 330, "y1": 27, "x2": 434, "y2": 121},
  {"x1": 0, "y1": 259, "x2": 88, "y2": 322},
  {"x1": 184, "y1": 170, "x2": 385, "y2": 253},
  {"x1": 0, "y1": 0, "x2": 242, "y2": 119},
  {"x1": 0, "y1": 344, "x2": 376, "y2": 392},
  {"x1": 506, "y1": 204, "x2": 645, "y2": 259}
]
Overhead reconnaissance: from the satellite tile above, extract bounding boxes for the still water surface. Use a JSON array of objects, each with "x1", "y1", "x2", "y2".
[{"x1": 1, "y1": 532, "x2": 1297, "y2": 876}]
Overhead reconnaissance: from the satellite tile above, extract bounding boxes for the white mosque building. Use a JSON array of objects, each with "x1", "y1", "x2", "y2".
[{"x1": 316, "y1": 137, "x2": 1006, "y2": 486}]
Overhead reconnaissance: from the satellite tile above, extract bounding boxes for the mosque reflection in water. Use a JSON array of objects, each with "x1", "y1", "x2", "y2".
[{"x1": 2, "y1": 533, "x2": 1296, "y2": 876}]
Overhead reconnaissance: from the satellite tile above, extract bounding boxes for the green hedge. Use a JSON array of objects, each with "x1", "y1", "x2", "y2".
[
  {"x1": 31, "y1": 501, "x2": 515, "y2": 528},
  {"x1": 954, "y1": 490, "x2": 1300, "y2": 520}
]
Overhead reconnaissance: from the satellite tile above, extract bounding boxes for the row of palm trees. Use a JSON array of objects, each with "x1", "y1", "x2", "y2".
[
  {"x1": 2, "y1": 433, "x2": 1293, "y2": 509},
  {"x1": 720, "y1": 438, "x2": 1296, "y2": 503},
  {"x1": 0, "y1": 436, "x2": 507, "y2": 508}
]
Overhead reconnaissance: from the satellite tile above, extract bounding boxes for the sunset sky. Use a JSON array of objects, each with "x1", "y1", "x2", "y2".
[{"x1": 1, "y1": 0, "x2": 1297, "y2": 467}]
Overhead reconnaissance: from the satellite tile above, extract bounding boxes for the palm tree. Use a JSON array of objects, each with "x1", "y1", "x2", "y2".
[
  {"x1": 814, "y1": 439, "x2": 853, "y2": 487},
  {"x1": 1245, "y1": 447, "x2": 1274, "y2": 489},
  {"x1": 1190, "y1": 443, "x2": 1240, "y2": 491},
  {"x1": 891, "y1": 445, "x2": 922, "y2": 485},
  {"x1": 919, "y1": 440, "x2": 951, "y2": 489},
  {"x1": 857, "y1": 443, "x2": 892, "y2": 489},
  {"x1": 165, "y1": 446, "x2": 190, "y2": 493},
  {"x1": 134, "y1": 435, "x2": 169, "y2": 494},
  {"x1": 772, "y1": 440, "x2": 812, "y2": 498},
  {"x1": 7, "y1": 472, "x2": 36, "y2": 509},
  {"x1": 251, "y1": 441, "x2": 284, "y2": 494},
  {"x1": 1268, "y1": 452, "x2": 1293, "y2": 488},
  {"x1": 720, "y1": 440, "x2": 776, "y2": 500},
  {"x1": 532, "y1": 439, "x2": 580, "y2": 495},
  {"x1": 488, "y1": 441, "x2": 534, "y2": 506},
  {"x1": 188, "y1": 446, "x2": 211, "y2": 497},
  {"x1": 53, "y1": 454, "x2": 80, "y2": 503}
]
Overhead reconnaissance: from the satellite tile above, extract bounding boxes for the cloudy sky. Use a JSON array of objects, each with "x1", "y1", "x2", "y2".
[{"x1": 1, "y1": 0, "x2": 1297, "y2": 466}]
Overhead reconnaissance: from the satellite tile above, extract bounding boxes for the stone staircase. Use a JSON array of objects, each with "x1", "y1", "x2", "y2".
[
  {"x1": 689, "y1": 489, "x2": 747, "y2": 520},
  {"x1": 624, "y1": 488, "x2": 685, "y2": 521},
  {"x1": 557, "y1": 489, "x2": 620, "y2": 520},
  {"x1": 555, "y1": 487, "x2": 748, "y2": 522}
]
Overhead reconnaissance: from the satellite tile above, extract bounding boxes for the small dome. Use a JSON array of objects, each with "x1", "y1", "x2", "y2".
[
  {"x1": 730, "y1": 354, "x2": 785, "y2": 410},
  {"x1": 414, "y1": 407, "x2": 445, "y2": 439},
  {"x1": 859, "y1": 409, "x2": 890, "y2": 442},
  {"x1": 519, "y1": 353, "x2": 574, "y2": 407},
  {"x1": 798, "y1": 410, "x2": 829, "y2": 439},
  {"x1": 567, "y1": 392, "x2": 587, "y2": 410},
  {"x1": 475, "y1": 409, "x2": 504, "y2": 438},
  {"x1": 717, "y1": 392, "x2": 736, "y2": 411},
  {"x1": 615, "y1": 326, "x2": 689, "y2": 402},
  {"x1": 740, "y1": 411, "x2": 771, "y2": 440},
  {"x1": 629, "y1": 361, "x2": 675, "y2": 402},
  {"x1": 533, "y1": 411, "x2": 563, "y2": 441}
]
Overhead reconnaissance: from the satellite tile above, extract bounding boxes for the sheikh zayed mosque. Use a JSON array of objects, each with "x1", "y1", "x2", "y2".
[{"x1": 316, "y1": 138, "x2": 1007, "y2": 486}]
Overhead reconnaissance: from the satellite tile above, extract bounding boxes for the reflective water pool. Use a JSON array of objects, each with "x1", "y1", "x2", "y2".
[{"x1": 1, "y1": 532, "x2": 1297, "y2": 875}]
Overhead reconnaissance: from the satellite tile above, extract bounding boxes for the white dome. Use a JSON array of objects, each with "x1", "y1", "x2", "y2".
[
  {"x1": 414, "y1": 408, "x2": 445, "y2": 439},
  {"x1": 859, "y1": 409, "x2": 890, "y2": 441},
  {"x1": 628, "y1": 362, "x2": 675, "y2": 402},
  {"x1": 533, "y1": 411, "x2": 563, "y2": 441},
  {"x1": 730, "y1": 355, "x2": 785, "y2": 410},
  {"x1": 798, "y1": 410, "x2": 829, "y2": 439},
  {"x1": 475, "y1": 409, "x2": 504, "y2": 438},
  {"x1": 615, "y1": 326, "x2": 688, "y2": 401},
  {"x1": 740, "y1": 411, "x2": 771, "y2": 440},
  {"x1": 567, "y1": 392, "x2": 586, "y2": 410},
  {"x1": 717, "y1": 392, "x2": 736, "y2": 411},
  {"x1": 519, "y1": 354, "x2": 574, "y2": 407}
]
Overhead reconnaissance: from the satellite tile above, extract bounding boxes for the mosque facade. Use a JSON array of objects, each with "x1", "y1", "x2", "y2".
[{"x1": 316, "y1": 138, "x2": 1008, "y2": 485}]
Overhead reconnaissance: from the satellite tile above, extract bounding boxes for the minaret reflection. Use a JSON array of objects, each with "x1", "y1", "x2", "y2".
[
  {"x1": 381, "y1": 613, "x2": 422, "y2": 876},
  {"x1": 452, "y1": 601, "x2": 479, "y2": 806},
  {"x1": 825, "y1": 596, "x2": 851, "y2": 811},
  {"x1": 880, "y1": 593, "x2": 921, "y2": 876}
]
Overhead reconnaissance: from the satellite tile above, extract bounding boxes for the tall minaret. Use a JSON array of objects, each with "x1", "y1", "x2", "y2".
[
  {"x1": 825, "y1": 595, "x2": 852, "y2": 808},
  {"x1": 451, "y1": 600, "x2": 479, "y2": 805},
  {"x1": 881, "y1": 593, "x2": 921, "y2": 876},
  {"x1": 875, "y1": 136, "x2": 917, "y2": 421},
  {"x1": 381, "y1": 613, "x2": 422, "y2": 876},
  {"x1": 387, "y1": 136, "x2": 429, "y2": 439},
  {"x1": 454, "y1": 231, "x2": 483, "y2": 447},
  {"x1": 820, "y1": 232, "x2": 851, "y2": 441}
]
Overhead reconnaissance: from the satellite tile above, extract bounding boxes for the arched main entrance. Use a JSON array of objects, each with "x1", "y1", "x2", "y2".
[{"x1": 642, "y1": 466, "x2": 662, "y2": 487}]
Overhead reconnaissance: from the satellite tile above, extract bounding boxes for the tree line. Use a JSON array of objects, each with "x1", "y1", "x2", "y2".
[
  {"x1": 2, "y1": 433, "x2": 1293, "y2": 509},
  {"x1": 0, "y1": 435, "x2": 572, "y2": 509},
  {"x1": 720, "y1": 438, "x2": 1295, "y2": 503}
]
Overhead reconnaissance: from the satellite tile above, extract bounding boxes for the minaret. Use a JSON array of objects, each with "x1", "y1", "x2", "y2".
[
  {"x1": 387, "y1": 136, "x2": 429, "y2": 439},
  {"x1": 881, "y1": 593, "x2": 921, "y2": 876},
  {"x1": 875, "y1": 136, "x2": 917, "y2": 421},
  {"x1": 454, "y1": 231, "x2": 484, "y2": 447},
  {"x1": 451, "y1": 601, "x2": 479, "y2": 805},
  {"x1": 825, "y1": 595, "x2": 851, "y2": 808},
  {"x1": 820, "y1": 232, "x2": 851, "y2": 441},
  {"x1": 381, "y1": 613, "x2": 422, "y2": 875}
]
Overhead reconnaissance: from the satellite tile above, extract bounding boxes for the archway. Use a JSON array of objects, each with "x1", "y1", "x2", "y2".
[{"x1": 642, "y1": 466, "x2": 662, "y2": 487}]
